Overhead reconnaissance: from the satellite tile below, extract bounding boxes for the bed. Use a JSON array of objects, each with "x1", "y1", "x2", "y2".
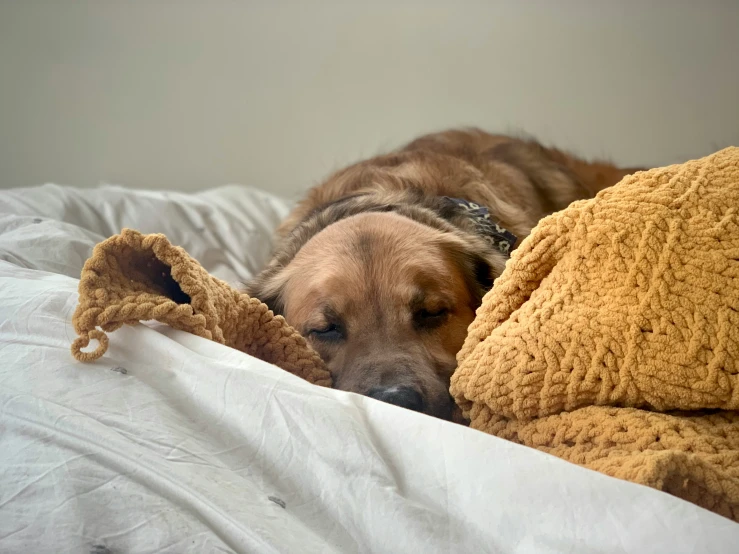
[{"x1": 1, "y1": 183, "x2": 737, "y2": 553}]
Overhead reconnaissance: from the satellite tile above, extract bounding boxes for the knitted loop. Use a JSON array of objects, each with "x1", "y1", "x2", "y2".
[{"x1": 71, "y1": 329, "x2": 109, "y2": 362}]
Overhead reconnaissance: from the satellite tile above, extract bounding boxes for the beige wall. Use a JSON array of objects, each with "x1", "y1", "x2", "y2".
[{"x1": 1, "y1": 1, "x2": 737, "y2": 197}]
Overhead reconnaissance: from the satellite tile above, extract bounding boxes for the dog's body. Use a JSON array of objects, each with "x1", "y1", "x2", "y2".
[{"x1": 247, "y1": 129, "x2": 640, "y2": 420}]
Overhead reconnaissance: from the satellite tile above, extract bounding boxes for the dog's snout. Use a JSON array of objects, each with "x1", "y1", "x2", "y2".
[{"x1": 368, "y1": 386, "x2": 424, "y2": 412}]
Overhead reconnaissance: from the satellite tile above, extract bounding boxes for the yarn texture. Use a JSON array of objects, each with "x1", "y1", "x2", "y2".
[
  {"x1": 451, "y1": 147, "x2": 739, "y2": 522},
  {"x1": 71, "y1": 229, "x2": 331, "y2": 387}
]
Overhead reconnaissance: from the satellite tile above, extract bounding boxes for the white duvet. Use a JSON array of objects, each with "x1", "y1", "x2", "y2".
[{"x1": 1, "y1": 184, "x2": 737, "y2": 554}]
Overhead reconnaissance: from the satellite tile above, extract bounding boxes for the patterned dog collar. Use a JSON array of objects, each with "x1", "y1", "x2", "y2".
[{"x1": 442, "y1": 197, "x2": 517, "y2": 255}]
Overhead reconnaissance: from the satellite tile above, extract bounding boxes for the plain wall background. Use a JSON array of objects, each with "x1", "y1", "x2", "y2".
[{"x1": 1, "y1": 1, "x2": 738, "y2": 197}]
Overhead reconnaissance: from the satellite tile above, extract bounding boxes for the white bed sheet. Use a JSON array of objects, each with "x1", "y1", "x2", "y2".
[{"x1": 1, "y1": 184, "x2": 737, "y2": 553}]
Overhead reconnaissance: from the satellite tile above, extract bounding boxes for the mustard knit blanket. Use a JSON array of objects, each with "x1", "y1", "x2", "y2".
[
  {"x1": 71, "y1": 229, "x2": 331, "y2": 387},
  {"x1": 450, "y1": 147, "x2": 739, "y2": 522}
]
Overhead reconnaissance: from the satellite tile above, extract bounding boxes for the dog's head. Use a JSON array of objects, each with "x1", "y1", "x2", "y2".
[{"x1": 246, "y1": 191, "x2": 509, "y2": 420}]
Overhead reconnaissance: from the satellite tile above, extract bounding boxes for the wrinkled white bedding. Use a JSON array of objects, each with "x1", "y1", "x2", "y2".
[{"x1": 1, "y1": 184, "x2": 737, "y2": 553}]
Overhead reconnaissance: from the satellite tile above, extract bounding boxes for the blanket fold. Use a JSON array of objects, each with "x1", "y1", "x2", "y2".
[
  {"x1": 451, "y1": 147, "x2": 739, "y2": 522},
  {"x1": 71, "y1": 229, "x2": 331, "y2": 387}
]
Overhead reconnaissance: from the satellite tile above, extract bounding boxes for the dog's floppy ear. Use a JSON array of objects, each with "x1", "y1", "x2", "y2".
[
  {"x1": 441, "y1": 234, "x2": 507, "y2": 307},
  {"x1": 458, "y1": 250, "x2": 504, "y2": 306},
  {"x1": 244, "y1": 266, "x2": 287, "y2": 316},
  {"x1": 470, "y1": 252, "x2": 496, "y2": 295}
]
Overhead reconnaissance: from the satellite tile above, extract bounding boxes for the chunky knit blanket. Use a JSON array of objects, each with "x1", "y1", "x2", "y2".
[
  {"x1": 71, "y1": 229, "x2": 331, "y2": 387},
  {"x1": 450, "y1": 147, "x2": 739, "y2": 522}
]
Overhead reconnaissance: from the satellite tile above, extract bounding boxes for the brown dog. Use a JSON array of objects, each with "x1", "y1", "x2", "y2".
[{"x1": 246, "y1": 128, "x2": 641, "y2": 420}]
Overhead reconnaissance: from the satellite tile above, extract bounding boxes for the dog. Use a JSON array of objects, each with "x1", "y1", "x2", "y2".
[{"x1": 246, "y1": 128, "x2": 641, "y2": 420}]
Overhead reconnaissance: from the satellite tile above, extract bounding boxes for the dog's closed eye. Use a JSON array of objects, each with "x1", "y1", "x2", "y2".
[
  {"x1": 309, "y1": 323, "x2": 344, "y2": 341},
  {"x1": 415, "y1": 307, "x2": 450, "y2": 329}
]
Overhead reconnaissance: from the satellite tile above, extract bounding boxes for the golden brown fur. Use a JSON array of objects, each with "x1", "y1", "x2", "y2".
[{"x1": 247, "y1": 128, "x2": 642, "y2": 419}]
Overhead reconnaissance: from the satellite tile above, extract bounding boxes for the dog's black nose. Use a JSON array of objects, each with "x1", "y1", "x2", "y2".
[{"x1": 368, "y1": 386, "x2": 425, "y2": 412}]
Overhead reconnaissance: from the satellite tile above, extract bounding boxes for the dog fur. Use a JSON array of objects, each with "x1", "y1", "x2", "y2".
[{"x1": 246, "y1": 128, "x2": 641, "y2": 420}]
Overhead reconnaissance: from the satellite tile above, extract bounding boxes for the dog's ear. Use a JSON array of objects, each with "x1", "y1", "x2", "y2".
[
  {"x1": 470, "y1": 252, "x2": 496, "y2": 295},
  {"x1": 244, "y1": 268, "x2": 287, "y2": 316},
  {"x1": 459, "y1": 250, "x2": 504, "y2": 306},
  {"x1": 442, "y1": 235, "x2": 506, "y2": 307}
]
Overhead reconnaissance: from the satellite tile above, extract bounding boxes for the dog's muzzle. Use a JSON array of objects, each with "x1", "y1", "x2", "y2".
[{"x1": 368, "y1": 386, "x2": 425, "y2": 413}]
